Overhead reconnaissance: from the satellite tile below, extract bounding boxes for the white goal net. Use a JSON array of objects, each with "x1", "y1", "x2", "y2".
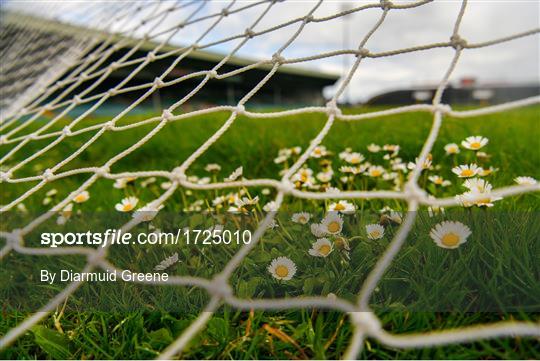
[{"x1": 1, "y1": 0, "x2": 539, "y2": 358}]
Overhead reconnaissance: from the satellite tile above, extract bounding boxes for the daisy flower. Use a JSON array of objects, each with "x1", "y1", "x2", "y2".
[
  {"x1": 268, "y1": 257, "x2": 296, "y2": 280},
  {"x1": 366, "y1": 224, "x2": 384, "y2": 239},
  {"x1": 263, "y1": 201, "x2": 278, "y2": 212},
  {"x1": 366, "y1": 165, "x2": 385, "y2": 178},
  {"x1": 429, "y1": 221, "x2": 471, "y2": 249},
  {"x1": 457, "y1": 190, "x2": 502, "y2": 208},
  {"x1": 204, "y1": 163, "x2": 221, "y2": 172},
  {"x1": 316, "y1": 171, "x2": 333, "y2": 183},
  {"x1": 224, "y1": 166, "x2": 243, "y2": 182},
  {"x1": 340, "y1": 165, "x2": 364, "y2": 175},
  {"x1": 452, "y1": 164, "x2": 482, "y2": 178},
  {"x1": 113, "y1": 177, "x2": 136, "y2": 189},
  {"x1": 514, "y1": 176, "x2": 537, "y2": 186},
  {"x1": 327, "y1": 200, "x2": 356, "y2": 214},
  {"x1": 463, "y1": 178, "x2": 491, "y2": 193},
  {"x1": 381, "y1": 211, "x2": 402, "y2": 225},
  {"x1": 311, "y1": 145, "x2": 329, "y2": 158},
  {"x1": 310, "y1": 223, "x2": 326, "y2": 237},
  {"x1": 428, "y1": 175, "x2": 451, "y2": 187},
  {"x1": 344, "y1": 152, "x2": 365, "y2": 165},
  {"x1": 115, "y1": 196, "x2": 139, "y2": 212},
  {"x1": 461, "y1": 136, "x2": 488, "y2": 151},
  {"x1": 320, "y1": 213, "x2": 343, "y2": 235},
  {"x1": 339, "y1": 147, "x2": 352, "y2": 160},
  {"x1": 292, "y1": 212, "x2": 311, "y2": 224},
  {"x1": 133, "y1": 204, "x2": 163, "y2": 222},
  {"x1": 308, "y1": 238, "x2": 334, "y2": 257},
  {"x1": 367, "y1": 143, "x2": 381, "y2": 153},
  {"x1": 274, "y1": 155, "x2": 288, "y2": 164},
  {"x1": 73, "y1": 191, "x2": 90, "y2": 203},
  {"x1": 478, "y1": 166, "x2": 498, "y2": 177},
  {"x1": 444, "y1": 143, "x2": 460, "y2": 155}
]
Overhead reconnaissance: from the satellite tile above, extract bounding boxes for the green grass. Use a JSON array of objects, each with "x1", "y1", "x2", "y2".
[{"x1": 1, "y1": 105, "x2": 539, "y2": 359}]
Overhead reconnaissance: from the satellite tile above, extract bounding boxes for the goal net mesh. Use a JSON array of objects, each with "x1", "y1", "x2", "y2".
[{"x1": 1, "y1": 0, "x2": 539, "y2": 358}]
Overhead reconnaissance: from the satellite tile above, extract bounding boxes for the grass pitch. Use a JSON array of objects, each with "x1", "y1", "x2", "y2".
[{"x1": 1, "y1": 105, "x2": 539, "y2": 359}]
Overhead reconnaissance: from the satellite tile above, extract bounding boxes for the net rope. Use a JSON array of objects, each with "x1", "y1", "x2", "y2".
[{"x1": 1, "y1": 0, "x2": 539, "y2": 358}]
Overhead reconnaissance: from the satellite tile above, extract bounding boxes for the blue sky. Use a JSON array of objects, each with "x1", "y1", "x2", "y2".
[{"x1": 6, "y1": 0, "x2": 539, "y2": 103}]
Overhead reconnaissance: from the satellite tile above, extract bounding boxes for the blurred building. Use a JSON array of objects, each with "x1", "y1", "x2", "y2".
[
  {"x1": 1, "y1": 12, "x2": 339, "y2": 113},
  {"x1": 366, "y1": 78, "x2": 539, "y2": 106}
]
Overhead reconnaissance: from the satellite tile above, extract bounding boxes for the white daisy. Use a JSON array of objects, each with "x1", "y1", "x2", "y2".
[
  {"x1": 367, "y1": 143, "x2": 381, "y2": 153},
  {"x1": 366, "y1": 165, "x2": 385, "y2": 177},
  {"x1": 115, "y1": 196, "x2": 139, "y2": 212},
  {"x1": 310, "y1": 223, "x2": 327, "y2": 237},
  {"x1": 113, "y1": 177, "x2": 136, "y2": 189},
  {"x1": 268, "y1": 257, "x2": 296, "y2": 280},
  {"x1": 340, "y1": 165, "x2": 364, "y2": 175},
  {"x1": 366, "y1": 224, "x2": 384, "y2": 239},
  {"x1": 381, "y1": 211, "x2": 402, "y2": 224},
  {"x1": 46, "y1": 189, "x2": 58, "y2": 197},
  {"x1": 478, "y1": 166, "x2": 498, "y2": 177},
  {"x1": 224, "y1": 166, "x2": 243, "y2": 182},
  {"x1": 291, "y1": 212, "x2": 311, "y2": 224},
  {"x1": 274, "y1": 155, "x2": 288, "y2": 164},
  {"x1": 344, "y1": 152, "x2": 365, "y2": 165},
  {"x1": 73, "y1": 191, "x2": 90, "y2": 203},
  {"x1": 316, "y1": 170, "x2": 333, "y2": 183},
  {"x1": 514, "y1": 176, "x2": 537, "y2": 186},
  {"x1": 444, "y1": 143, "x2": 460, "y2": 155},
  {"x1": 461, "y1": 136, "x2": 488, "y2": 151},
  {"x1": 457, "y1": 190, "x2": 502, "y2": 208},
  {"x1": 42, "y1": 197, "x2": 52, "y2": 206},
  {"x1": 133, "y1": 204, "x2": 163, "y2": 222},
  {"x1": 463, "y1": 178, "x2": 491, "y2": 193},
  {"x1": 308, "y1": 238, "x2": 334, "y2": 257},
  {"x1": 428, "y1": 175, "x2": 451, "y2": 187},
  {"x1": 320, "y1": 213, "x2": 343, "y2": 235},
  {"x1": 339, "y1": 148, "x2": 352, "y2": 160},
  {"x1": 263, "y1": 201, "x2": 278, "y2": 212},
  {"x1": 429, "y1": 221, "x2": 471, "y2": 249},
  {"x1": 310, "y1": 145, "x2": 329, "y2": 158},
  {"x1": 205, "y1": 163, "x2": 221, "y2": 172},
  {"x1": 452, "y1": 164, "x2": 482, "y2": 178},
  {"x1": 327, "y1": 200, "x2": 356, "y2": 214}
]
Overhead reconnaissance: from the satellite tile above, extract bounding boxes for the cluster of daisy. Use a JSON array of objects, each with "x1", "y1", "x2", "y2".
[{"x1": 268, "y1": 206, "x2": 404, "y2": 280}]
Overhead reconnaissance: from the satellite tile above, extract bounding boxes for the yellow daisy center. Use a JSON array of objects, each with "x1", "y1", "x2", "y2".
[
  {"x1": 334, "y1": 203, "x2": 346, "y2": 211},
  {"x1": 123, "y1": 203, "x2": 134, "y2": 211},
  {"x1": 371, "y1": 170, "x2": 382, "y2": 177},
  {"x1": 275, "y1": 265, "x2": 289, "y2": 278},
  {"x1": 470, "y1": 142, "x2": 482, "y2": 149},
  {"x1": 370, "y1": 230, "x2": 381, "y2": 238},
  {"x1": 448, "y1": 147, "x2": 457, "y2": 153},
  {"x1": 74, "y1": 194, "x2": 86, "y2": 202},
  {"x1": 460, "y1": 169, "x2": 474, "y2": 177},
  {"x1": 434, "y1": 178, "x2": 443, "y2": 184},
  {"x1": 319, "y1": 244, "x2": 331, "y2": 255},
  {"x1": 314, "y1": 149, "x2": 322, "y2": 155},
  {"x1": 298, "y1": 216, "x2": 306, "y2": 223},
  {"x1": 475, "y1": 198, "x2": 491, "y2": 205},
  {"x1": 441, "y1": 232, "x2": 460, "y2": 247},
  {"x1": 327, "y1": 221, "x2": 341, "y2": 233}
]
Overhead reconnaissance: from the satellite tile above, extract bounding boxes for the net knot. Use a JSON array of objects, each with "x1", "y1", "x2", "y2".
[
  {"x1": 110, "y1": 61, "x2": 120, "y2": 70},
  {"x1": 161, "y1": 109, "x2": 174, "y2": 121},
  {"x1": 279, "y1": 181, "x2": 295, "y2": 194},
  {"x1": 404, "y1": 183, "x2": 427, "y2": 202},
  {"x1": 272, "y1": 53, "x2": 286, "y2": 64},
  {"x1": 326, "y1": 101, "x2": 342, "y2": 117},
  {"x1": 73, "y1": 95, "x2": 82, "y2": 105},
  {"x1": 87, "y1": 251, "x2": 104, "y2": 266},
  {"x1": 29, "y1": 133, "x2": 39, "y2": 140},
  {"x1": 380, "y1": 0, "x2": 393, "y2": 10},
  {"x1": 62, "y1": 126, "x2": 72, "y2": 136},
  {"x1": 104, "y1": 121, "x2": 115, "y2": 130},
  {"x1": 96, "y1": 166, "x2": 110, "y2": 177},
  {"x1": 0, "y1": 135, "x2": 7, "y2": 144},
  {"x1": 147, "y1": 51, "x2": 157, "y2": 62},
  {"x1": 153, "y1": 77, "x2": 165, "y2": 88},
  {"x1": 42, "y1": 169, "x2": 54, "y2": 181},
  {"x1": 357, "y1": 48, "x2": 370, "y2": 57},
  {"x1": 432, "y1": 103, "x2": 452, "y2": 114},
  {"x1": 0, "y1": 170, "x2": 12, "y2": 182},
  {"x1": 172, "y1": 167, "x2": 187, "y2": 182},
  {"x1": 221, "y1": 9, "x2": 229, "y2": 17},
  {"x1": 211, "y1": 275, "x2": 233, "y2": 298},
  {"x1": 7, "y1": 229, "x2": 23, "y2": 247},
  {"x1": 349, "y1": 312, "x2": 381, "y2": 334},
  {"x1": 207, "y1": 70, "x2": 218, "y2": 79},
  {"x1": 304, "y1": 15, "x2": 314, "y2": 23},
  {"x1": 450, "y1": 35, "x2": 468, "y2": 49},
  {"x1": 236, "y1": 104, "x2": 246, "y2": 115},
  {"x1": 107, "y1": 89, "x2": 117, "y2": 97},
  {"x1": 244, "y1": 28, "x2": 255, "y2": 38},
  {"x1": 80, "y1": 72, "x2": 89, "y2": 80}
]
